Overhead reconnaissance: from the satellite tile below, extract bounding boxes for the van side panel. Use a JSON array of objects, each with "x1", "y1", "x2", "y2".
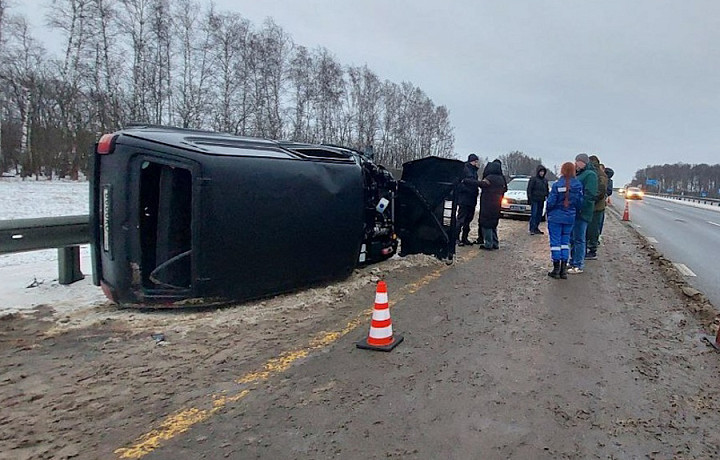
[
  {"x1": 197, "y1": 156, "x2": 364, "y2": 301},
  {"x1": 94, "y1": 134, "x2": 364, "y2": 304}
]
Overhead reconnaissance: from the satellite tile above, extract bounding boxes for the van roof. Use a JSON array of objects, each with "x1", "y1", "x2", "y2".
[{"x1": 114, "y1": 126, "x2": 354, "y2": 162}]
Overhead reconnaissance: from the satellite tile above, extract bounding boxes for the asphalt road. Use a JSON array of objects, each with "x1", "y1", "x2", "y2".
[{"x1": 611, "y1": 194, "x2": 720, "y2": 308}]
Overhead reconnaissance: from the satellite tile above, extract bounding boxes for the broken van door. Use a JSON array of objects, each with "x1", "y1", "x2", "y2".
[{"x1": 395, "y1": 156, "x2": 465, "y2": 261}]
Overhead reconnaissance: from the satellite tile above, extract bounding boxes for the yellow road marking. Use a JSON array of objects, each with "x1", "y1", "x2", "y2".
[
  {"x1": 115, "y1": 251, "x2": 477, "y2": 458},
  {"x1": 115, "y1": 390, "x2": 250, "y2": 459}
]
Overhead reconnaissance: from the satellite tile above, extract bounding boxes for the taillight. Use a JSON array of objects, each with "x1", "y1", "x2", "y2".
[
  {"x1": 97, "y1": 133, "x2": 117, "y2": 154},
  {"x1": 100, "y1": 281, "x2": 117, "y2": 303}
]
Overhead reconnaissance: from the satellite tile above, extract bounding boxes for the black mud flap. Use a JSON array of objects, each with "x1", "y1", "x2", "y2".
[{"x1": 395, "y1": 156, "x2": 465, "y2": 261}]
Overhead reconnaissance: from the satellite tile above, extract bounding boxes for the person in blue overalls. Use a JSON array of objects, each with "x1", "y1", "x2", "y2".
[{"x1": 546, "y1": 162, "x2": 584, "y2": 279}]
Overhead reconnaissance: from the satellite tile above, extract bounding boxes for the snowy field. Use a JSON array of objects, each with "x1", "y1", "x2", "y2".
[{"x1": 0, "y1": 178, "x2": 107, "y2": 315}]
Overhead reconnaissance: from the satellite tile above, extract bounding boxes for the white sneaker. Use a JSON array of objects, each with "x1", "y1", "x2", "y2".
[{"x1": 567, "y1": 267, "x2": 584, "y2": 274}]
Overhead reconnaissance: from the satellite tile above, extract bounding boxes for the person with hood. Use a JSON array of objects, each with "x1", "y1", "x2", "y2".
[
  {"x1": 585, "y1": 155, "x2": 608, "y2": 260},
  {"x1": 599, "y1": 166, "x2": 614, "y2": 236},
  {"x1": 456, "y1": 154, "x2": 481, "y2": 246},
  {"x1": 526, "y1": 164, "x2": 549, "y2": 235},
  {"x1": 568, "y1": 154, "x2": 598, "y2": 274},
  {"x1": 475, "y1": 159, "x2": 507, "y2": 250},
  {"x1": 546, "y1": 162, "x2": 584, "y2": 279}
]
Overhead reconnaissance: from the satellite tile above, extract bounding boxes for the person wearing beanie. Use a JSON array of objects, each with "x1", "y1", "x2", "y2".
[
  {"x1": 456, "y1": 154, "x2": 481, "y2": 246},
  {"x1": 568, "y1": 153, "x2": 598, "y2": 274},
  {"x1": 546, "y1": 162, "x2": 584, "y2": 279},
  {"x1": 585, "y1": 156, "x2": 608, "y2": 260}
]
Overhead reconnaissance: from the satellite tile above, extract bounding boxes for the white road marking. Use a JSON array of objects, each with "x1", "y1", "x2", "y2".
[
  {"x1": 663, "y1": 207, "x2": 673, "y2": 211},
  {"x1": 673, "y1": 263, "x2": 697, "y2": 277},
  {"x1": 646, "y1": 237, "x2": 658, "y2": 243},
  {"x1": 634, "y1": 225, "x2": 642, "y2": 228},
  {"x1": 708, "y1": 221, "x2": 720, "y2": 228}
]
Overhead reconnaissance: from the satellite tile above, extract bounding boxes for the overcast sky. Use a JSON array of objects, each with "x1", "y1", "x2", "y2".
[{"x1": 15, "y1": 0, "x2": 720, "y2": 185}]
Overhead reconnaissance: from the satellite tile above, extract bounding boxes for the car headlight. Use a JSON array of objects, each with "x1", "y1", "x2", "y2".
[{"x1": 502, "y1": 198, "x2": 509, "y2": 206}]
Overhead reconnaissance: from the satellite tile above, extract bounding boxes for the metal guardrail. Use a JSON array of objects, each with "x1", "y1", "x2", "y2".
[
  {"x1": 650, "y1": 193, "x2": 720, "y2": 206},
  {"x1": 0, "y1": 215, "x2": 90, "y2": 285}
]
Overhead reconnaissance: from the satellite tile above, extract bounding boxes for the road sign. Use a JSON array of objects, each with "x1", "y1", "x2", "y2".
[{"x1": 645, "y1": 179, "x2": 659, "y2": 186}]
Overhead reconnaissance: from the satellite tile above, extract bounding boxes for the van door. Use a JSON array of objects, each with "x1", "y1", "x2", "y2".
[{"x1": 394, "y1": 156, "x2": 465, "y2": 262}]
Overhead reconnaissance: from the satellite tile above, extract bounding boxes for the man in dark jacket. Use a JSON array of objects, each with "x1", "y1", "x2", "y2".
[
  {"x1": 476, "y1": 159, "x2": 507, "y2": 250},
  {"x1": 526, "y1": 164, "x2": 549, "y2": 235},
  {"x1": 599, "y1": 167, "x2": 614, "y2": 236},
  {"x1": 585, "y1": 155, "x2": 608, "y2": 260},
  {"x1": 456, "y1": 154, "x2": 480, "y2": 246}
]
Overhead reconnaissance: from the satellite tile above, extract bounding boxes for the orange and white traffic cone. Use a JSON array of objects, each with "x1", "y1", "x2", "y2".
[
  {"x1": 356, "y1": 281, "x2": 404, "y2": 352},
  {"x1": 622, "y1": 201, "x2": 630, "y2": 221}
]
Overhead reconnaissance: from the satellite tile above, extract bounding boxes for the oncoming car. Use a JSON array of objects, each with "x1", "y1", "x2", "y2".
[
  {"x1": 500, "y1": 176, "x2": 547, "y2": 220},
  {"x1": 625, "y1": 187, "x2": 644, "y2": 200}
]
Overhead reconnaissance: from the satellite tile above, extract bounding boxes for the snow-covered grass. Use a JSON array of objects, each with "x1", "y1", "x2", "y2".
[{"x1": 0, "y1": 177, "x2": 107, "y2": 315}]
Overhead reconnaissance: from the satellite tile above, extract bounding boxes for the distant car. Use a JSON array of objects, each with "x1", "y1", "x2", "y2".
[
  {"x1": 618, "y1": 187, "x2": 626, "y2": 194},
  {"x1": 625, "y1": 187, "x2": 644, "y2": 200},
  {"x1": 500, "y1": 176, "x2": 546, "y2": 220}
]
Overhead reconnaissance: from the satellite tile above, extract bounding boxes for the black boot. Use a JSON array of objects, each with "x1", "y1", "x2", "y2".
[
  {"x1": 559, "y1": 261, "x2": 568, "y2": 279},
  {"x1": 547, "y1": 261, "x2": 560, "y2": 279}
]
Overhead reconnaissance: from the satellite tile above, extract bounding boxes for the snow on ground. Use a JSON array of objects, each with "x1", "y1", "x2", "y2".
[
  {"x1": 646, "y1": 194, "x2": 720, "y2": 213},
  {"x1": 0, "y1": 178, "x2": 107, "y2": 315}
]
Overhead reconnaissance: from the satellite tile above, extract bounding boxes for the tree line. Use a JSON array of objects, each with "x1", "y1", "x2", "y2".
[
  {"x1": 468, "y1": 151, "x2": 557, "y2": 181},
  {"x1": 633, "y1": 163, "x2": 720, "y2": 197},
  {"x1": 497, "y1": 150, "x2": 557, "y2": 180},
  {"x1": 0, "y1": 0, "x2": 455, "y2": 179}
]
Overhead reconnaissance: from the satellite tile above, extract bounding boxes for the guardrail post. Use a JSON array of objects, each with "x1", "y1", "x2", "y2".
[{"x1": 58, "y1": 246, "x2": 84, "y2": 285}]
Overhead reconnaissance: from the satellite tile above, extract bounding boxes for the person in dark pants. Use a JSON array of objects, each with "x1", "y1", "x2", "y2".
[
  {"x1": 568, "y1": 154, "x2": 598, "y2": 274},
  {"x1": 585, "y1": 155, "x2": 607, "y2": 260},
  {"x1": 599, "y1": 167, "x2": 614, "y2": 236},
  {"x1": 476, "y1": 159, "x2": 507, "y2": 250},
  {"x1": 527, "y1": 164, "x2": 549, "y2": 235},
  {"x1": 456, "y1": 154, "x2": 481, "y2": 246}
]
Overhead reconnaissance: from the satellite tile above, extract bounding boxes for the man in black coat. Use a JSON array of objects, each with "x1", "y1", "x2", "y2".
[
  {"x1": 456, "y1": 154, "x2": 480, "y2": 245},
  {"x1": 476, "y1": 159, "x2": 507, "y2": 249},
  {"x1": 526, "y1": 164, "x2": 549, "y2": 235}
]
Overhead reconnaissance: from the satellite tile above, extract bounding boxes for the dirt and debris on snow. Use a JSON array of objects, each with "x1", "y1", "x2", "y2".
[{"x1": 2, "y1": 216, "x2": 720, "y2": 459}]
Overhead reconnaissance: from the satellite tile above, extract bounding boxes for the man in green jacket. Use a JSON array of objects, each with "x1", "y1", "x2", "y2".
[
  {"x1": 586, "y1": 155, "x2": 608, "y2": 260},
  {"x1": 568, "y1": 154, "x2": 598, "y2": 274}
]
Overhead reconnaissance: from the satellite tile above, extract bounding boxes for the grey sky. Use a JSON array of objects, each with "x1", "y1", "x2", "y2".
[{"x1": 16, "y1": 0, "x2": 720, "y2": 185}]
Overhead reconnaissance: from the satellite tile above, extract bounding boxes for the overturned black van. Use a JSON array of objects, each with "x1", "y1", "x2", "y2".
[{"x1": 89, "y1": 126, "x2": 463, "y2": 306}]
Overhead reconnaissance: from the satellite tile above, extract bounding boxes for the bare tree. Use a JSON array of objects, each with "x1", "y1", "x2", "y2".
[
  {"x1": 0, "y1": 0, "x2": 7, "y2": 170},
  {"x1": 287, "y1": 45, "x2": 314, "y2": 141},
  {"x1": 311, "y1": 47, "x2": 344, "y2": 143},
  {"x1": 0, "y1": 15, "x2": 45, "y2": 177},
  {"x1": 207, "y1": 10, "x2": 251, "y2": 134},
  {"x1": 172, "y1": 0, "x2": 211, "y2": 128},
  {"x1": 1, "y1": 0, "x2": 456, "y2": 176}
]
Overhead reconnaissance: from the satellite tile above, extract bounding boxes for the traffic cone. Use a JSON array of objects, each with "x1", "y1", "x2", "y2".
[
  {"x1": 356, "y1": 281, "x2": 404, "y2": 352},
  {"x1": 622, "y1": 201, "x2": 630, "y2": 221}
]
